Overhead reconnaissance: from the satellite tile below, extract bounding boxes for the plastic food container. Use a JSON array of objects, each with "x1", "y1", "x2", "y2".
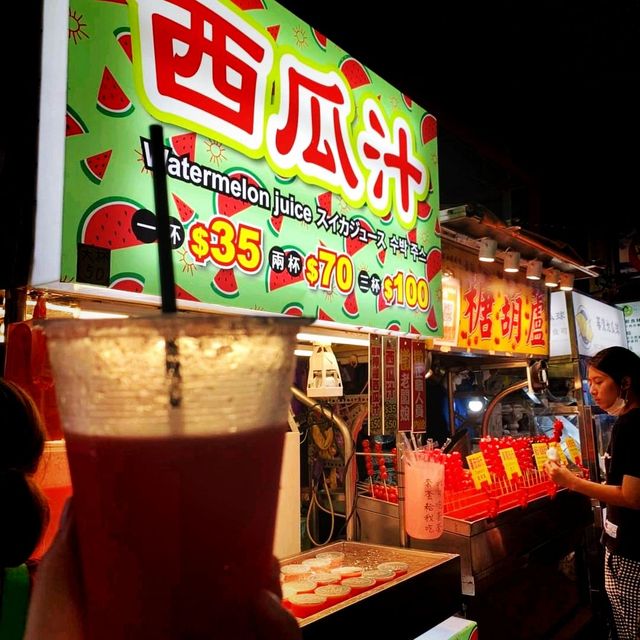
[
  {"x1": 288, "y1": 593, "x2": 327, "y2": 618},
  {"x1": 341, "y1": 576, "x2": 376, "y2": 596}
]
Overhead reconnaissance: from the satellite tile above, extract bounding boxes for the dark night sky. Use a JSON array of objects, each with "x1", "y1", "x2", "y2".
[{"x1": 277, "y1": 1, "x2": 640, "y2": 263}]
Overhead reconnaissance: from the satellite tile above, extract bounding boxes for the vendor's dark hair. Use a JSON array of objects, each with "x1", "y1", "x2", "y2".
[
  {"x1": 0, "y1": 378, "x2": 50, "y2": 567},
  {"x1": 590, "y1": 346, "x2": 640, "y2": 395}
]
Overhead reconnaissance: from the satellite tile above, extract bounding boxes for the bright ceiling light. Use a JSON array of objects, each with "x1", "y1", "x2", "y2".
[
  {"x1": 559, "y1": 272, "x2": 575, "y2": 291},
  {"x1": 544, "y1": 268, "x2": 560, "y2": 288},
  {"x1": 526, "y1": 260, "x2": 543, "y2": 280},
  {"x1": 503, "y1": 251, "x2": 521, "y2": 273},
  {"x1": 478, "y1": 237, "x2": 497, "y2": 262},
  {"x1": 296, "y1": 331, "x2": 369, "y2": 347}
]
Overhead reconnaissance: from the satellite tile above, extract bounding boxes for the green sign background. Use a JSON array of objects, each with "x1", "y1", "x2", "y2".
[{"x1": 63, "y1": 0, "x2": 441, "y2": 335}]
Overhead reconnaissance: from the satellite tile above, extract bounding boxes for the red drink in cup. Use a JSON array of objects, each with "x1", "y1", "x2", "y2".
[{"x1": 41, "y1": 315, "x2": 303, "y2": 639}]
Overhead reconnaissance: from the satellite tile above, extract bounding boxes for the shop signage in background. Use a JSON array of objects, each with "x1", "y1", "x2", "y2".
[
  {"x1": 572, "y1": 291, "x2": 626, "y2": 357},
  {"x1": 437, "y1": 245, "x2": 548, "y2": 355},
  {"x1": 368, "y1": 335, "x2": 383, "y2": 435},
  {"x1": 438, "y1": 273, "x2": 460, "y2": 346},
  {"x1": 616, "y1": 301, "x2": 640, "y2": 357},
  {"x1": 549, "y1": 291, "x2": 571, "y2": 357},
  {"x1": 383, "y1": 336, "x2": 398, "y2": 435},
  {"x1": 57, "y1": 0, "x2": 442, "y2": 336},
  {"x1": 398, "y1": 338, "x2": 412, "y2": 432},
  {"x1": 411, "y1": 340, "x2": 426, "y2": 432}
]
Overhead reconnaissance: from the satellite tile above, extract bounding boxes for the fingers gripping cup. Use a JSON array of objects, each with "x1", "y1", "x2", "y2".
[{"x1": 40, "y1": 314, "x2": 303, "y2": 640}]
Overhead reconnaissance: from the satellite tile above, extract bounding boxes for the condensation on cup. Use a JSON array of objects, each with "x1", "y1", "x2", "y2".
[{"x1": 38, "y1": 313, "x2": 304, "y2": 640}]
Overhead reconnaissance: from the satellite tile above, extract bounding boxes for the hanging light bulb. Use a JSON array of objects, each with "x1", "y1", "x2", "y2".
[
  {"x1": 544, "y1": 268, "x2": 560, "y2": 288},
  {"x1": 503, "y1": 250, "x2": 521, "y2": 273},
  {"x1": 559, "y1": 272, "x2": 575, "y2": 291},
  {"x1": 478, "y1": 237, "x2": 497, "y2": 262},
  {"x1": 526, "y1": 260, "x2": 543, "y2": 280}
]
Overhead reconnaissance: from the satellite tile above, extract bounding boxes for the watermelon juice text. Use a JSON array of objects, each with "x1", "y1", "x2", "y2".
[{"x1": 66, "y1": 425, "x2": 285, "y2": 640}]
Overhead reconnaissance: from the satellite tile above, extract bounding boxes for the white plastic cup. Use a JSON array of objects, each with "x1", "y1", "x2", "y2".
[
  {"x1": 40, "y1": 314, "x2": 303, "y2": 640},
  {"x1": 403, "y1": 457, "x2": 445, "y2": 539}
]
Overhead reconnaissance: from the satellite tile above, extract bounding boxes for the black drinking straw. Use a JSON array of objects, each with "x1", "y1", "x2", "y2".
[
  {"x1": 149, "y1": 124, "x2": 177, "y2": 314},
  {"x1": 149, "y1": 124, "x2": 182, "y2": 408}
]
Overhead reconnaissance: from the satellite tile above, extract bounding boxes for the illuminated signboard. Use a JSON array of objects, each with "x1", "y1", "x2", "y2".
[
  {"x1": 572, "y1": 291, "x2": 626, "y2": 356},
  {"x1": 617, "y1": 301, "x2": 640, "y2": 357},
  {"x1": 50, "y1": 0, "x2": 441, "y2": 336},
  {"x1": 438, "y1": 245, "x2": 548, "y2": 356}
]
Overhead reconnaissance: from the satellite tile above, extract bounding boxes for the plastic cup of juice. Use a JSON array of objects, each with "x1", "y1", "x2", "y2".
[{"x1": 40, "y1": 314, "x2": 303, "y2": 640}]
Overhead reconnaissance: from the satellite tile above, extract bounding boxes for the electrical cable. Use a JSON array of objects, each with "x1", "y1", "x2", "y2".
[{"x1": 305, "y1": 471, "x2": 335, "y2": 547}]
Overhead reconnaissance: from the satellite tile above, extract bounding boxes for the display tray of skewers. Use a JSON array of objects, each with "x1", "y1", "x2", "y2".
[
  {"x1": 279, "y1": 541, "x2": 456, "y2": 624},
  {"x1": 357, "y1": 422, "x2": 589, "y2": 522}
]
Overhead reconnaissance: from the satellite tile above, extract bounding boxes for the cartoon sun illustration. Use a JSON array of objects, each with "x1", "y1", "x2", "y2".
[
  {"x1": 177, "y1": 248, "x2": 196, "y2": 276},
  {"x1": 292, "y1": 25, "x2": 309, "y2": 48},
  {"x1": 69, "y1": 9, "x2": 89, "y2": 44},
  {"x1": 252, "y1": 304, "x2": 266, "y2": 311},
  {"x1": 204, "y1": 139, "x2": 227, "y2": 167},
  {"x1": 337, "y1": 197, "x2": 351, "y2": 215},
  {"x1": 322, "y1": 287, "x2": 336, "y2": 303},
  {"x1": 135, "y1": 148, "x2": 151, "y2": 174},
  {"x1": 388, "y1": 95, "x2": 400, "y2": 111}
]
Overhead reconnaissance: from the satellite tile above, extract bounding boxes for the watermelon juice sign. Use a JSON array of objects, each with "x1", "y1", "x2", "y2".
[{"x1": 61, "y1": 0, "x2": 441, "y2": 336}]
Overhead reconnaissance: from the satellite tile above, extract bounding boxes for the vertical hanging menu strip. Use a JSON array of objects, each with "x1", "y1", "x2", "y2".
[
  {"x1": 411, "y1": 340, "x2": 426, "y2": 432},
  {"x1": 368, "y1": 334, "x2": 383, "y2": 435},
  {"x1": 383, "y1": 336, "x2": 398, "y2": 436},
  {"x1": 398, "y1": 338, "x2": 412, "y2": 432}
]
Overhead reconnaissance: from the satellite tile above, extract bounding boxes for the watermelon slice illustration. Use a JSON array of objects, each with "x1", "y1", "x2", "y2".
[
  {"x1": 407, "y1": 228, "x2": 417, "y2": 244},
  {"x1": 377, "y1": 293, "x2": 390, "y2": 312},
  {"x1": 268, "y1": 214, "x2": 283, "y2": 237},
  {"x1": 228, "y1": 0, "x2": 266, "y2": 9},
  {"x1": 97, "y1": 67, "x2": 134, "y2": 117},
  {"x1": 425, "y1": 306, "x2": 438, "y2": 332},
  {"x1": 80, "y1": 149, "x2": 113, "y2": 185},
  {"x1": 342, "y1": 290, "x2": 359, "y2": 319},
  {"x1": 402, "y1": 94, "x2": 413, "y2": 110},
  {"x1": 266, "y1": 25, "x2": 280, "y2": 41},
  {"x1": 211, "y1": 268, "x2": 239, "y2": 298},
  {"x1": 275, "y1": 173, "x2": 296, "y2": 185},
  {"x1": 385, "y1": 320, "x2": 401, "y2": 332},
  {"x1": 266, "y1": 246, "x2": 305, "y2": 292},
  {"x1": 171, "y1": 193, "x2": 196, "y2": 225},
  {"x1": 169, "y1": 132, "x2": 196, "y2": 162},
  {"x1": 408, "y1": 324, "x2": 422, "y2": 336},
  {"x1": 417, "y1": 200, "x2": 432, "y2": 220},
  {"x1": 376, "y1": 247, "x2": 387, "y2": 268},
  {"x1": 420, "y1": 113, "x2": 437, "y2": 145},
  {"x1": 425, "y1": 247, "x2": 442, "y2": 281},
  {"x1": 344, "y1": 215, "x2": 373, "y2": 256},
  {"x1": 315, "y1": 190, "x2": 333, "y2": 215},
  {"x1": 281, "y1": 302, "x2": 304, "y2": 316},
  {"x1": 214, "y1": 168, "x2": 266, "y2": 217},
  {"x1": 435, "y1": 218, "x2": 442, "y2": 237},
  {"x1": 110, "y1": 272, "x2": 144, "y2": 292},
  {"x1": 66, "y1": 105, "x2": 88, "y2": 137},
  {"x1": 114, "y1": 27, "x2": 132, "y2": 62},
  {"x1": 339, "y1": 55, "x2": 371, "y2": 90},
  {"x1": 175, "y1": 284, "x2": 200, "y2": 301},
  {"x1": 379, "y1": 210, "x2": 393, "y2": 226},
  {"x1": 79, "y1": 196, "x2": 146, "y2": 249},
  {"x1": 312, "y1": 28, "x2": 327, "y2": 50},
  {"x1": 316, "y1": 307, "x2": 335, "y2": 321}
]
